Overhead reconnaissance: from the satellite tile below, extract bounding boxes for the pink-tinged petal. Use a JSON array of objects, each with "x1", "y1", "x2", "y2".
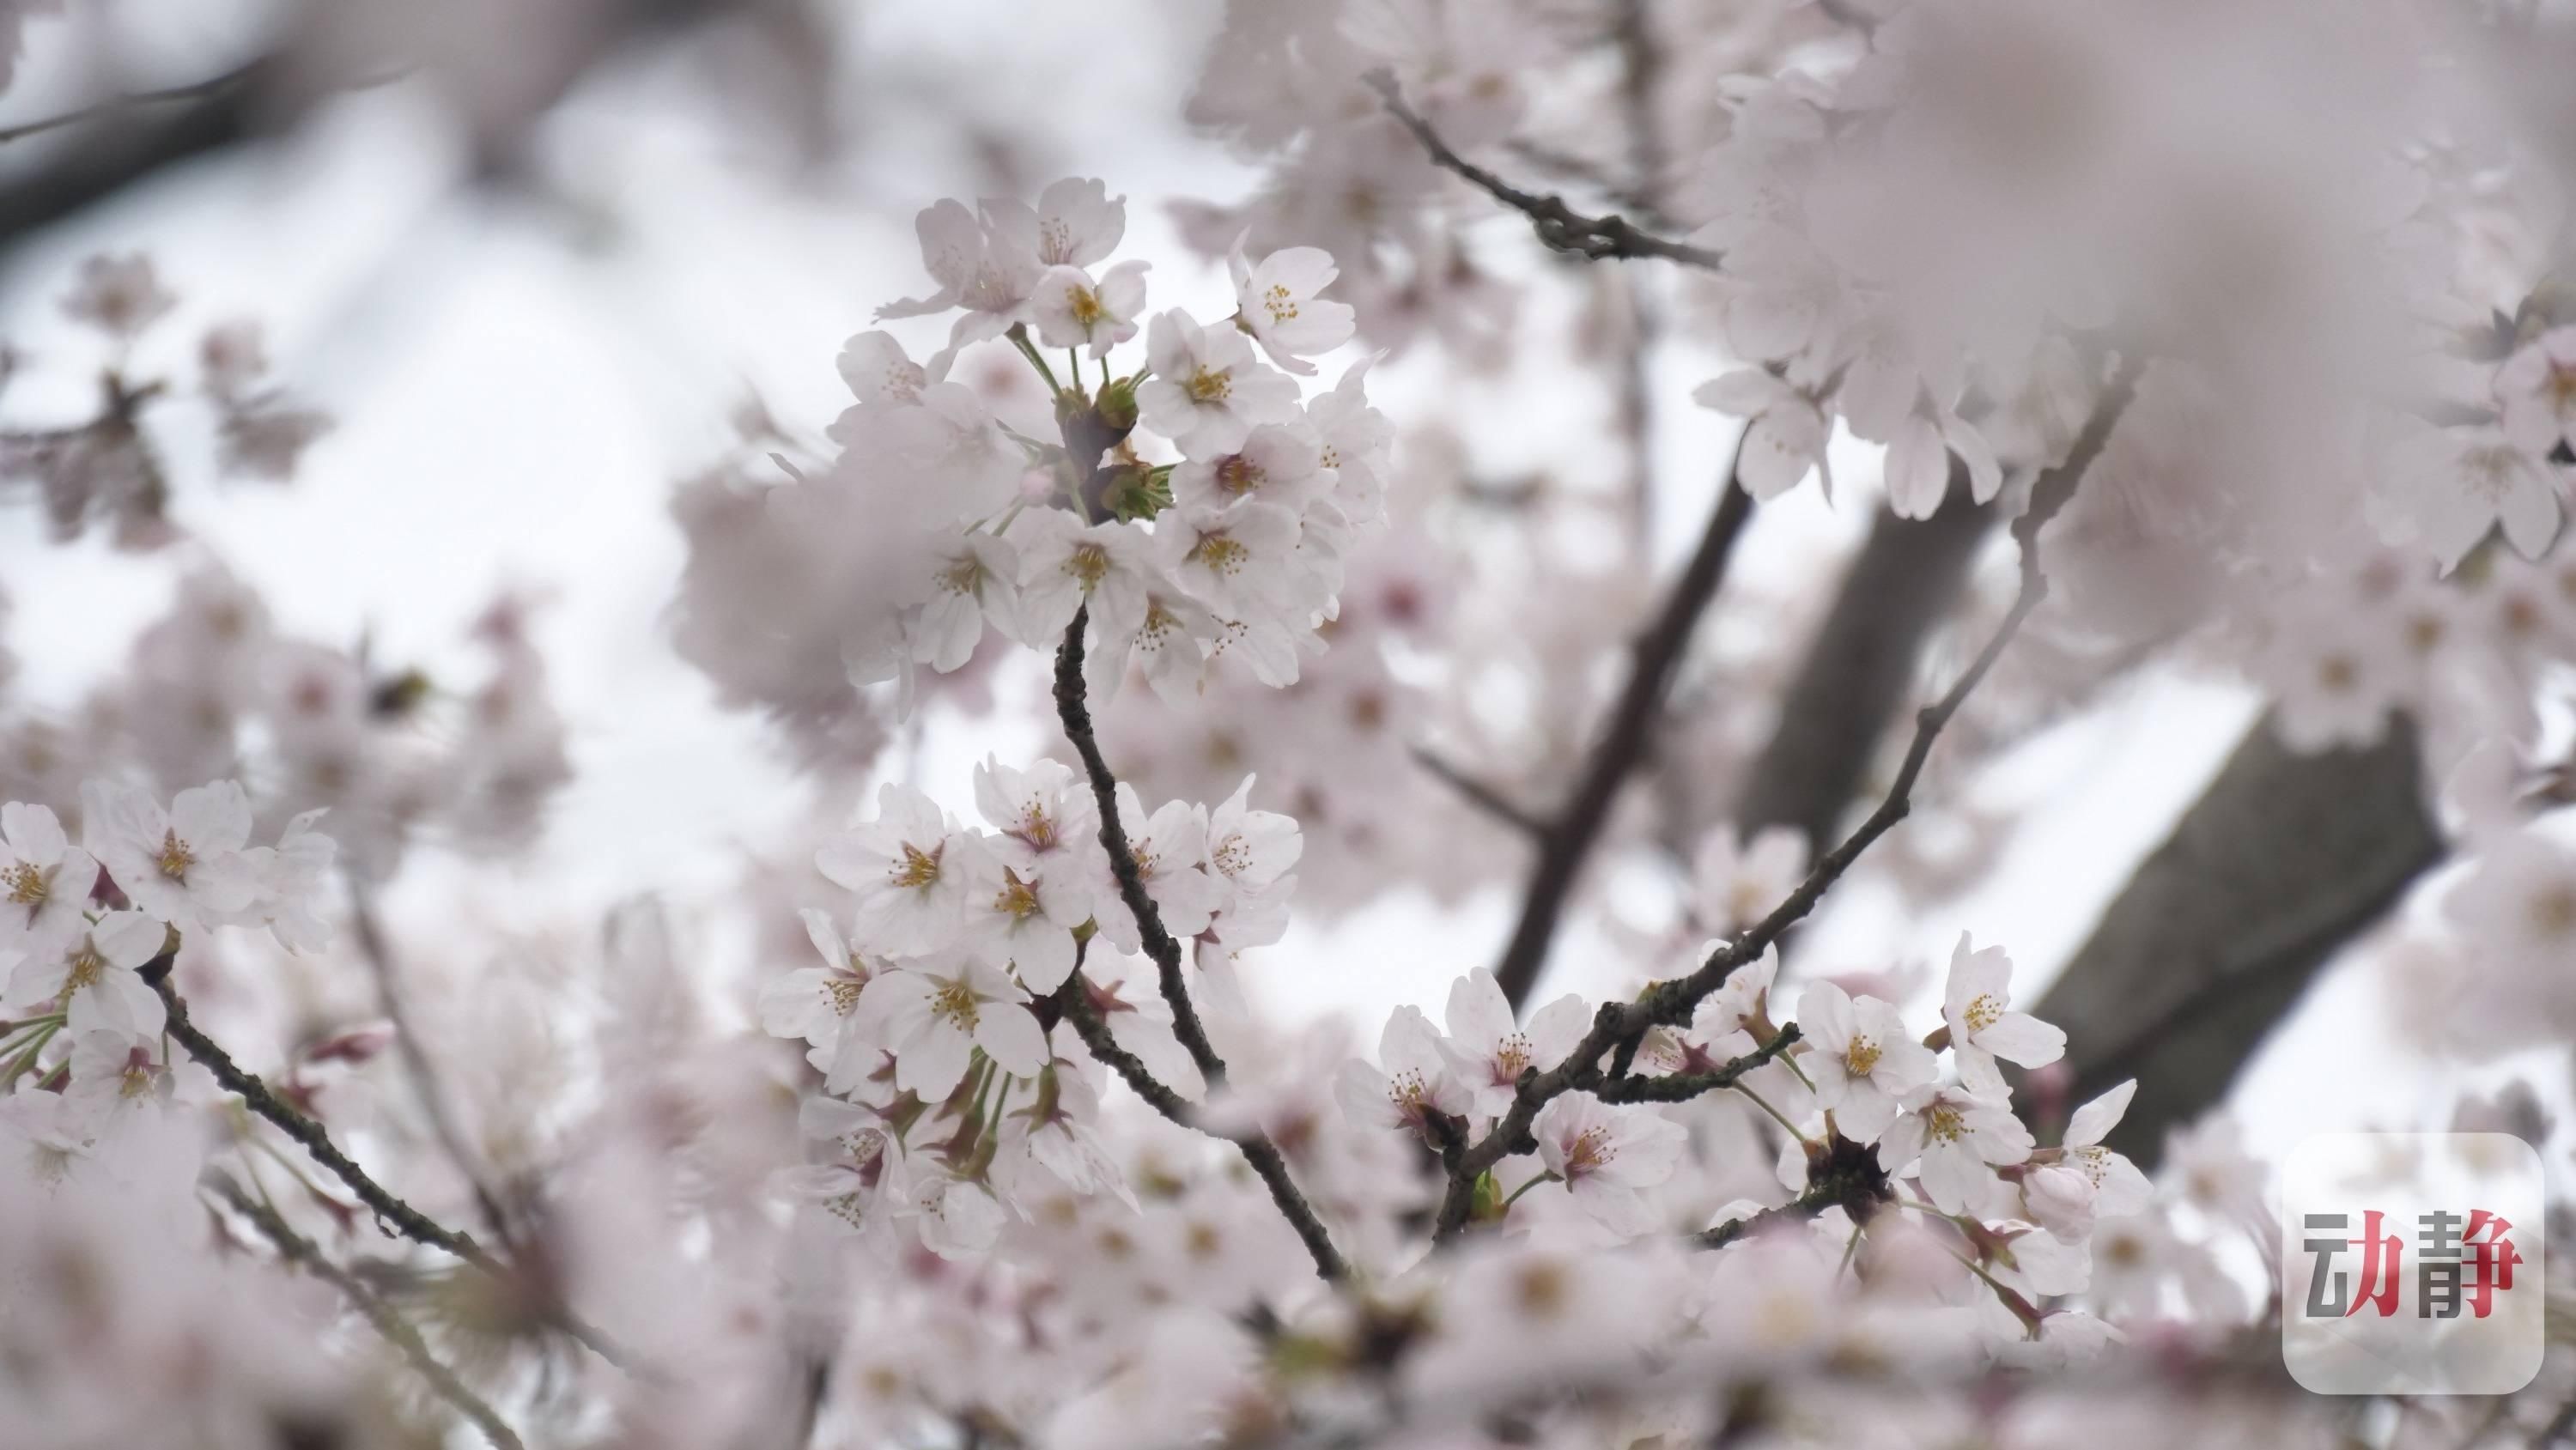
[
  {"x1": 1975, "y1": 1011, "x2": 2066, "y2": 1069},
  {"x1": 1010, "y1": 926, "x2": 1078, "y2": 996},
  {"x1": 1797, "y1": 980, "x2": 1854, "y2": 1050},
  {"x1": 91, "y1": 910, "x2": 170, "y2": 969},
  {"x1": 2064, "y1": 1079, "x2": 2136, "y2": 1148},
  {"x1": 2, "y1": 803, "x2": 65, "y2": 864},
  {"x1": 896, "y1": 1026, "x2": 973, "y2": 1101},
  {"x1": 170, "y1": 781, "x2": 253, "y2": 852},
  {"x1": 975, "y1": 1004, "x2": 1050, "y2": 1077},
  {"x1": 1837, "y1": 1081, "x2": 1900, "y2": 1142}
]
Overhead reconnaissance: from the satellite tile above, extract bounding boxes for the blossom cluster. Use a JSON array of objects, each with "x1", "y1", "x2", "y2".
[{"x1": 0, "y1": 781, "x2": 335, "y2": 1160}]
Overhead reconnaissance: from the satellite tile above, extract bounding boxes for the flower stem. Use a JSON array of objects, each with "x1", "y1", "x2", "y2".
[
  {"x1": 1498, "y1": 1170, "x2": 1562, "y2": 1212},
  {"x1": 1732, "y1": 1083, "x2": 1814, "y2": 1146},
  {"x1": 1009, "y1": 325, "x2": 1062, "y2": 397}
]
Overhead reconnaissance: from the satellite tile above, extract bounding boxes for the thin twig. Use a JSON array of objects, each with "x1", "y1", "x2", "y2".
[
  {"x1": 1428, "y1": 370, "x2": 2138, "y2": 1242},
  {"x1": 347, "y1": 873, "x2": 517, "y2": 1247},
  {"x1": 1490, "y1": 452, "x2": 1757, "y2": 1008},
  {"x1": 143, "y1": 956, "x2": 637, "y2": 1370},
  {"x1": 208, "y1": 1172, "x2": 528, "y2": 1450},
  {"x1": 1052, "y1": 611, "x2": 1350, "y2": 1283},
  {"x1": 1364, "y1": 70, "x2": 1724, "y2": 271},
  {"x1": 1409, "y1": 744, "x2": 1545, "y2": 836}
]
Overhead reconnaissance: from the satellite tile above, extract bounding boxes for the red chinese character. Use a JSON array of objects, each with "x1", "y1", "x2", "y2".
[
  {"x1": 2346, "y1": 1210, "x2": 2403, "y2": 1318},
  {"x1": 2462, "y1": 1210, "x2": 2523, "y2": 1320}
]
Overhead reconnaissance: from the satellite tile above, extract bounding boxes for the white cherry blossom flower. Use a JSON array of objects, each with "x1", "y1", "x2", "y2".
[
  {"x1": 759, "y1": 907, "x2": 876, "y2": 1050},
  {"x1": 956, "y1": 835, "x2": 1089, "y2": 995},
  {"x1": 1938, "y1": 933, "x2": 2064, "y2": 1097},
  {"x1": 2388, "y1": 424, "x2": 2561, "y2": 572},
  {"x1": 2496, "y1": 325, "x2": 2576, "y2": 460},
  {"x1": 974, "y1": 757, "x2": 1100, "y2": 880},
  {"x1": 2021, "y1": 1078, "x2": 2152, "y2": 1241},
  {"x1": 1334, "y1": 1004, "x2": 1471, "y2": 1138},
  {"x1": 1084, "y1": 582, "x2": 1220, "y2": 706},
  {"x1": 1796, "y1": 980, "x2": 1935, "y2": 1142},
  {"x1": 1, "y1": 909, "x2": 167, "y2": 1046},
  {"x1": 1694, "y1": 370, "x2": 1832, "y2": 501},
  {"x1": 1158, "y1": 501, "x2": 1304, "y2": 618},
  {"x1": 987, "y1": 177, "x2": 1126, "y2": 270},
  {"x1": 845, "y1": 956, "x2": 1048, "y2": 1101},
  {"x1": 1014, "y1": 511, "x2": 1156, "y2": 644},
  {"x1": 1170, "y1": 422, "x2": 1330, "y2": 515},
  {"x1": 909, "y1": 532, "x2": 1025, "y2": 670},
  {"x1": 0, "y1": 802, "x2": 95, "y2": 956},
  {"x1": 836, "y1": 329, "x2": 943, "y2": 405},
  {"x1": 1095, "y1": 784, "x2": 1224, "y2": 951},
  {"x1": 1030, "y1": 260, "x2": 1150, "y2": 357},
  {"x1": 816, "y1": 784, "x2": 969, "y2": 957},
  {"x1": 1532, "y1": 1091, "x2": 1686, "y2": 1235},
  {"x1": 1878, "y1": 1080, "x2": 2033, "y2": 1214},
  {"x1": 1137, "y1": 311, "x2": 1300, "y2": 456},
  {"x1": 1202, "y1": 776, "x2": 1300, "y2": 903},
  {"x1": 1883, "y1": 404, "x2": 2002, "y2": 520},
  {"x1": 1443, "y1": 968, "x2": 1588, "y2": 1122},
  {"x1": 1228, "y1": 245, "x2": 1355, "y2": 375},
  {"x1": 80, "y1": 780, "x2": 261, "y2": 931}
]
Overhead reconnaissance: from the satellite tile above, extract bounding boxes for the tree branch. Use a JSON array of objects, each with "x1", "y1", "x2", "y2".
[
  {"x1": 1364, "y1": 70, "x2": 1724, "y2": 270},
  {"x1": 2034, "y1": 713, "x2": 2440, "y2": 1162},
  {"x1": 347, "y1": 873, "x2": 517, "y2": 1247},
  {"x1": 1427, "y1": 368, "x2": 2138, "y2": 1242},
  {"x1": 1730, "y1": 474, "x2": 1997, "y2": 855},
  {"x1": 1491, "y1": 460, "x2": 1757, "y2": 1008},
  {"x1": 143, "y1": 955, "x2": 635, "y2": 1370},
  {"x1": 1052, "y1": 611, "x2": 1350, "y2": 1283},
  {"x1": 209, "y1": 1171, "x2": 528, "y2": 1450},
  {"x1": 1409, "y1": 743, "x2": 1545, "y2": 836}
]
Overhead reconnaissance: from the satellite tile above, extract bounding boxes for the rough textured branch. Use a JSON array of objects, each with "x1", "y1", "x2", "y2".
[
  {"x1": 348, "y1": 875, "x2": 517, "y2": 1247},
  {"x1": 2033, "y1": 713, "x2": 2439, "y2": 1162},
  {"x1": 1364, "y1": 70, "x2": 1724, "y2": 270},
  {"x1": 1410, "y1": 744, "x2": 1544, "y2": 836},
  {"x1": 1491, "y1": 467, "x2": 1758, "y2": 1008},
  {"x1": 1052, "y1": 611, "x2": 1350, "y2": 1283},
  {"x1": 1429, "y1": 373, "x2": 2137, "y2": 1241},
  {"x1": 1594, "y1": 1023, "x2": 1800, "y2": 1103},
  {"x1": 1732, "y1": 476, "x2": 1996, "y2": 856},
  {"x1": 144, "y1": 956, "x2": 635, "y2": 1369},
  {"x1": 210, "y1": 1173, "x2": 528, "y2": 1450}
]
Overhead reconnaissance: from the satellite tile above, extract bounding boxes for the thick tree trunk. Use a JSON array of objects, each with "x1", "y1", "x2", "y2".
[
  {"x1": 2033, "y1": 715, "x2": 2444, "y2": 1162},
  {"x1": 1732, "y1": 485, "x2": 1996, "y2": 852}
]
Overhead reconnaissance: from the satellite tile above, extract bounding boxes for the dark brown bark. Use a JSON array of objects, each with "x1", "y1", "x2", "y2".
[{"x1": 2034, "y1": 715, "x2": 2444, "y2": 1162}]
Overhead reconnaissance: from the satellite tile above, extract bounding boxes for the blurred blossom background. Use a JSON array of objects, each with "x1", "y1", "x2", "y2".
[{"x1": 0, "y1": 0, "x2": 2554, "y2": 1165}]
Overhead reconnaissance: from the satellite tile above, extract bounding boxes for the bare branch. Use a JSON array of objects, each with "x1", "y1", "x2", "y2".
[
  {"x1": 1052, "y1": 610, "x2": 1350, "y2": 1283},
  {"x1": 1490, "y1": 459, "x2": 1758, "y2": 1008},
  {"x1": 1409, "y1": 744, "x2": 1545, "y2": 836},
  {"x1": 143, "y1": 955, "x2": 637, "y2": 1370},
  {"x1": 208, "y1": 1171, "x2": 528, "y2": 1450},
  {"x1": 346, "y1": 873, "x2": 517, "y2": 1247},
  {"x1": 1429, "y1": 367, "x2": 2140, "y2": 1242},
  {"x1": 1364, "y1": 70, "x2": 1724, "y2": 271}
]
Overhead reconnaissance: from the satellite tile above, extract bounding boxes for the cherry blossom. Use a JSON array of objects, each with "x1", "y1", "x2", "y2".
[
  {"x1": 0, "y1": 909, "x2": 167, "y2": 1045},
  {"x1": 1334, "y1": 1004, "x2": 1470, "y2": 1138},
  {"x1": 1136, "y1": 311, "x2": 1301, "y2": 456},
  {"x1": 844, "y1": 955, "x2": 1048, "y2": 1101},
  {"x1": 1797, "y1": 980, "x2": 1936, "y2": 1142},
  {"x1": 1937, "y1": 934, "x2": 2065, "y2": 1097},
  {"x1": 1229, "y1": 245, "x2": 1356, "y2": 375},
  {"x1": 817, "y1": 783, "x2": 971, "y2": 957},
  {"x1": 1443, "y1": 967, "x2": 1587, "y2": 1122},
  {"x1": 0, "y1": 802, "x2": 94, "y2": 955},
  {"x1": 1878, "y1": 1080, "x2": 2034, "y2": 1215},
  {"x1": 1695, "y1": 370, "x2": 1832, "y2": 501},
  {"x1": 79, "y1": 780, "x2": 261, "y2": 931},
  {"x1": 1531, "y1": 1091, "x2": 1686, "y2": 1235}
]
